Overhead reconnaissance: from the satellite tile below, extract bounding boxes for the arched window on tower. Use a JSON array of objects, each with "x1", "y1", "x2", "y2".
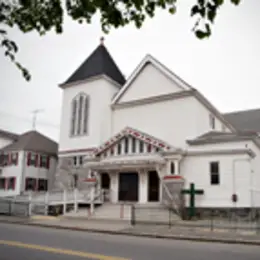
[
  {"x1": 70, "y1": 99, "x2": 77, "y2": 136},
  {"x1": 83, "y1": 96, "x2": 89, "y2": 134},
  {"x1": 77, "y1": 95, "x2": 84, "y2": 135},
  {"x1": 70, "y1": 93, "x2": 89, "y2": 136}
]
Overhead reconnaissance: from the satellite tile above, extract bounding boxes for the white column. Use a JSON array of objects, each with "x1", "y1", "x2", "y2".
[
  {"x1": 136, "y1": 140, "x2": 140, "y2": 153},
  {"x1": 143, "y1": 143, "x2": 148, "y2": 153},
  {"x1": 109, "y1": 173, "x2": 118, "y2": 203},
  {"x1": 139, "y1": 170, "x2": 148, "y2": 203},
  {"x1": 74, "y1": 188, "x2": 78, "y2": 213},
  {"x1": 128, "y1": 136, "x2": 132, "y2": 154},
  {"x1": 63, "y1": 189, "x2": 67, "y2": 214},
  {"x1": 90, "y1": 186, "x2": 95, "y2": 214},
  {"x1": 114, "y1": 144, "x2": 118, "y2": 156},
  {"x1": 121, "y1": 139, "x2": 125, "y2": 155},
  {"x1": 44, "y1": 192, "x2": 49, "y2": 215},
  {"x1": 175, "y1": 160, "x2": 179, "y2": 175},
  {"x1": 28, "y1": 192, "x2": 32, "y2": 216}
]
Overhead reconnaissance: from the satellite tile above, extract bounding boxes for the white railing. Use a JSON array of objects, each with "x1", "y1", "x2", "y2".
[{"x1": 162, "y1": 182, "x2": 181, "y2": 216}]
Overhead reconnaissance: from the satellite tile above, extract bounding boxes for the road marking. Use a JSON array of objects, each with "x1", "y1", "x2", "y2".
[{"x1": 0, "y1": 240, "x2": 130, "y2": 260}]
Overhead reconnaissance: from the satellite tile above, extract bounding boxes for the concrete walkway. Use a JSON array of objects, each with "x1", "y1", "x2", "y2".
[{"x1": 0, "y1": 215, "x2": 260, "y2": 246}]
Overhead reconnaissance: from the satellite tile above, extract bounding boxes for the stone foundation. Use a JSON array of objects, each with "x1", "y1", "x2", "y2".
[{"x1": 182, "y1": 207, "x2": 260, "y2": 221}]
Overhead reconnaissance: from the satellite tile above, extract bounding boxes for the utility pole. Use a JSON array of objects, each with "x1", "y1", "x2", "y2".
[{"x1": 31, "y1": 109, "x2": 44, "y2": 130}]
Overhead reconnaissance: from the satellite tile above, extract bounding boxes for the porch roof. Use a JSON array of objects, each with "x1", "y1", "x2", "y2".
[
  {"x1": 93, "y1": 126, "x2": 178, "y2": 156},
  {"x1": 86, "y1": 153, "x2": 166, "y2": 170}
]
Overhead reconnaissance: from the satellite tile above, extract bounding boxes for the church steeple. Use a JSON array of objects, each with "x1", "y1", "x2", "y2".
[{"x1": 62, "y1": 38, "x2": 126, "y2": 86}]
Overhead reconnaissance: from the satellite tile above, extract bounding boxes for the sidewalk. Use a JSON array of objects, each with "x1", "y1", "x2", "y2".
[{"x1": 0, "y1": 215, "x2": 260, "y2": 246}]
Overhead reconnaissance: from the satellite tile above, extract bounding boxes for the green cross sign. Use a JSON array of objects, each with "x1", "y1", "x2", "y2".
[{"x1": 181, "y1": 183, "x2": 204, "y2": 219}]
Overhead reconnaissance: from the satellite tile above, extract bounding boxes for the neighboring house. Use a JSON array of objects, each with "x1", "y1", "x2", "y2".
[
  {"x1": 0, "y1": 130, "x2": 58, "y2": 197},
  {"x1": 57, "y1": 39, "x2": 260, "y2": 215},
  {"x1": 0, "y1": 129, "x2": 19, "y2": 149},
  {"x1": 224, "y1": 108, "x2": 260, "y2": 133}
]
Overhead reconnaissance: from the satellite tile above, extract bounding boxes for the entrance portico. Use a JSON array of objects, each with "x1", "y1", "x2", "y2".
[
  {"x1": 84, "y1": 126, "x2": 183, "y2": 204},
  {"x1": 86, "y1": 153, "x2": 166, "y2": 203}
]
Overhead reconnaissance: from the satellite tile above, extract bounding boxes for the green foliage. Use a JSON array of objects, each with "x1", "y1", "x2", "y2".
[{"x1": 0, "y1": 0, "x2": 241, "y2": 81}]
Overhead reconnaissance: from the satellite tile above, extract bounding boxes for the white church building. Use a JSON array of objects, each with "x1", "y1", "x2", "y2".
[{"x1": 58, "y1": 39, "x2": 260, "y2": 217}]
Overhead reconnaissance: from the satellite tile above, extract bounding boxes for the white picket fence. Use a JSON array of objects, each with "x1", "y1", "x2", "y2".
[{"x1": 0, "y1": 188, "x2": 104, "y2": 216}]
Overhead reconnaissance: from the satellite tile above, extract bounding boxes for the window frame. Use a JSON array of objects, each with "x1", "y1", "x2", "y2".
[
  {"x1": 209, "y1": 114, "x2": 216, "y2": 130},
  {"x1": 210, "y1": 161, "x2": 220, "y2": 185},
  {"x1": 70, "y1": 93, "x2": 90, "y2": 137}
]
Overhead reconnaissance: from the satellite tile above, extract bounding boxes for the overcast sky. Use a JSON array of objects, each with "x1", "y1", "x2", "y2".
[{"x1": 1, "y1": 0, "x2": 259, "y2": 141}]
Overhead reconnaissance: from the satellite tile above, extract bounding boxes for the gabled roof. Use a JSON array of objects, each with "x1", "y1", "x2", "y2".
[
  {"x1": 111, "y1": 54, "x2": 236, "y2": 132},
  {"x1": 224, "y1": 108, "x2": 260, "y2": 132},
  {"x1": 0, "y1": 130, "x2": 58, "y2": 155},
  {"x1": 94, "y1": 126, "x2": 178, "y2": 156},
  {"x1": 0, "y1": 129, "x2": 19, "y2": 141},
  {"x1": 111, "y1": 54, "x2": 192, "y2": 104},
  {"x1": 61, "y1": 43, "x2": 126, "y2": 87}
]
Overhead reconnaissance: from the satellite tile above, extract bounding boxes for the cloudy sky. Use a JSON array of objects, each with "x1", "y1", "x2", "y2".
[{"x1": 1, "y1": 0, "x2": 259, "y2": 141}]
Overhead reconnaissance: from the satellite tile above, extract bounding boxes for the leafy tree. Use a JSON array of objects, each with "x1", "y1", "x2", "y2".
[{"x1": 0, "y1": 0, "x2": 241, "y2": 81}]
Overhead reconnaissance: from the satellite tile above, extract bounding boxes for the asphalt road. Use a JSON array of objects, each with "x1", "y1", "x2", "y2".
[{"x1": 0, "y1": 223, "x2": 260, "y2": 260}]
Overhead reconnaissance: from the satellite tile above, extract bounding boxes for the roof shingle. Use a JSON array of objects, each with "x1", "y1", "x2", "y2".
[
  {"x1": 224, "y1": 108, "x2": 260, "y2": 132},
  {"x1": 62, "y1": 43, "x2": 126, "y2": 86},
  {"x1": 0, "y1": 129, "x2": 19, "y2": 141},
  {"x1": 0, "y1": 130, "x2": 58, "y2": 155}
]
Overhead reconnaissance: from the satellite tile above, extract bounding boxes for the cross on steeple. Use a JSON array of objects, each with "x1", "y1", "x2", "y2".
[
  {"x1": 181, "y1": 183, "x2": 204, "y2": 219},
  {"x1": 100, "y1": 36, "x2": 105, "y2": 45}
]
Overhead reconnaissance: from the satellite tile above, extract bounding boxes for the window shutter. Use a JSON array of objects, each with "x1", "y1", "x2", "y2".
[
  {"x1": 15, "y1": 153, "x2": 19, "y2": 165},
  {"x1": 12, "y1": 178, "x2": 16, "y2": 190},
  {"x1": 39, "y1": 155, "x2": 43, "y2": 168},
  {"x1": 46, "y1": 156, "x2": 50, "y2": 169},
  {"x1": 4, "y1": 178, "x2": 8, "y2": 190},
  {"x1": 35, "y1": 154, "x2": 39, "y2": 167},
  {"x1": 27, "y1": 152, "x2": 31, "y2": 166}
]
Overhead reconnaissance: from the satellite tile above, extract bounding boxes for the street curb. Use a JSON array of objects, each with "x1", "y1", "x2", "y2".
[{"x1": 1, "y1": 219, "x2": 260, "y2": 246}]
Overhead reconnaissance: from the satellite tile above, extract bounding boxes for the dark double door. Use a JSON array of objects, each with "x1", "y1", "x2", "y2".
[
  {"x1": 118, "y1": 172, "x2": 139, "y2": 202},
  {"x1": 148, "y1": 171, "x2": 160, "y2": 202}
]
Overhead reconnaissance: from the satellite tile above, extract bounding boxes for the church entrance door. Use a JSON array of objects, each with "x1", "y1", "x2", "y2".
[
  {"x1": 148, "y1": 171, "x2": 160, "y2": 202},
  {"x1": 101, "y1": 173, "x2": 110, "y2": 189},
  {"x1": 118, "y1": 172, "x2": 139, "y2": 202}
]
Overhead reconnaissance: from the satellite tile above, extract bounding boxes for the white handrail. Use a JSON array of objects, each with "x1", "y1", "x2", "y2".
[{"x1": 162, "y1": 182, "x2": 180, "y2": 216}]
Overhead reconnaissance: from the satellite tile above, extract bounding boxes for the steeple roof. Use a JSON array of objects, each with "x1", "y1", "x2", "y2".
[{"x1": 62, "y1": 41, "x2": 126, "y2": 86}]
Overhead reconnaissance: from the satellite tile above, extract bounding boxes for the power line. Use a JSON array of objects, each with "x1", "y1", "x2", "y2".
[{"x1": 0, "y1": 110, "x2": 60, "y2": 129}]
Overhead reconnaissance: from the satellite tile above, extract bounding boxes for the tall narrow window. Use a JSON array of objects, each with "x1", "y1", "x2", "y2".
[
  {"x1": 210, "y1": 161, "x2": 220, "y2": 185},
  {"x1": 139, "y1": 141, "x2": 144, "y2": 153},
  {"x1": 83, "y1": 97, "x2": 89, "y2": 134},
  {"x1": 117, "y1": 143, "x2": 122, "y2": 155},
  {"x1": 124, "y1": 138, "x2": 129, "y2": 154},
  {"x1": 77, "y1": 95, "x2": 84, "y2": 135},
  {"x1": 132, "y1": 138, "x2": 136, "y2": 153},
  {"x1": 209, "y1": 114, "x2": 215, "y2": 129},
  {"x1": 79, "y1": 156, "x2": 83, "y2": 165},
  {"x1": 73, "y1": 156, "x2": 77, "y2": 166},
  {"x1": 71, "y1": 99, "x2": 77, "y2": 136},
  {"x1": 170, "y1": 162, "x2": 175, "y2": 175},
  {"x1": 70, "y1": 94, "x2": 90, "y2": 136}
]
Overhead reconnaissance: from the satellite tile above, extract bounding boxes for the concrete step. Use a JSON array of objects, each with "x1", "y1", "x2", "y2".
[{"x1": 91, "y1": 203, "x2": 131, "y2": 221}]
